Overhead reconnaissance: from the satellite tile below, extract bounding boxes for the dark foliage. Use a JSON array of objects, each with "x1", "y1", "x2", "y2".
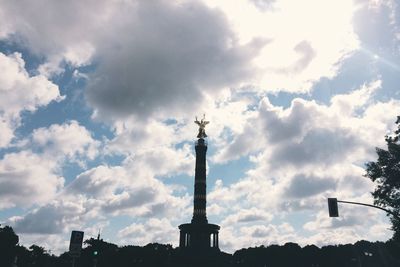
[
  {"x1": 0, "y1": 225, "x2": 19, "y2": 266},
  {"x1": 365, "y1": 116, "x2": 400, "y2": 240},
  {"x1": 233, "y1": 241, "x2": 400, "y2": 267},
  {"x1": 0, "y1": 225, "x2": 399, "y2": 267}
]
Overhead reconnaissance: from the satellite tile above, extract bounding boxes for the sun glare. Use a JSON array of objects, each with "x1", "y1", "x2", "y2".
[
  {"x1": 204, "y1": 0, "x2": 359, "y2": 92},
  {"x1": 362, "y1": 46, "x2": 400, "y2": 71}
]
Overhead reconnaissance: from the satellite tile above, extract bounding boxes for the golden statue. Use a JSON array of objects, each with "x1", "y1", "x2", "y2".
[{"x1": 194, "y1": 114, "x2": 209, "y2": 138}]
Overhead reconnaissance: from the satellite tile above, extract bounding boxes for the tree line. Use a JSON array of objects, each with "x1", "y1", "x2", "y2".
[{"x1": 1, "y1": 225, "x2": 399, "y2": 267}]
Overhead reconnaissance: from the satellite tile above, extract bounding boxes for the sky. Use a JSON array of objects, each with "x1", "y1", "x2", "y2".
[{"x1": 0, "y1": 0, "x2": 399, "y2": 254}]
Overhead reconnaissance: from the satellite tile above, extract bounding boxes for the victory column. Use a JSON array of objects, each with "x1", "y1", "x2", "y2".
[{"x1": 178, "y1": 115, "x2": 220, "y2": 251}]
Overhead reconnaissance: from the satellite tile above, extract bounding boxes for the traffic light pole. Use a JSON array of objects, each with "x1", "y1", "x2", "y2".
[{"x1": 337, "y1": 200, "x2": 400, "y2": 220}]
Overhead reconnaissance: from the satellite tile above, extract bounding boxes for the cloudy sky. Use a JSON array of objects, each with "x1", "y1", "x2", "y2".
[{"x1": 0, "y1": 0, "x2": 399, "y2": 254}]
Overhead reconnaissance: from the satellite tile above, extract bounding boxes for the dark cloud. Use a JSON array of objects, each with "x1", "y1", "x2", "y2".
[
  {"x1": 284, "y1": 174, "x2": 337, "y2": 198},
  {"x1": 0, "y1": 171, "x2": 33, "y2": 197},
  {"x1": 145, "y1": 202, "x2": 170, "y2": 218},
  {"x1": 86, "y1": 1, "x2": 264, "y2": 120},
  {"x1": 250, "y1": 226, "x2": 270, "y2": 238},
  {"x1": 330, "y1": 214, "x2": 362, "y2": 228},
  {"x1": 214, "y1": 123, "x2": 262, "y2": 162},
  {"x1": 0, "y1": 0, "x2": 109, "y2": 56},
  {"x1": 272, "y1": 127, "x2": 360, "y2": 167},
  {"x1": 353, "y1": 2, "x2": 400, "y2": 53},
  {"x1": 0, "y1": 152, "x2": 62, "y2": 210},
  {"x1": 214, "y1": 97, "x2": 358, "y2": 164},
  {"x1": 260, "y1": 99, "x2": 313, "y2": 143},
  {"x1": 237, "y1": 213, "x2": 268, "y2": 223},
  {"x1": 292, "y1": 41, "x2": 316, "y2": 72},
  {"x1": 276, "y1": 40, "x2": 316, "y2": 74},
  {"x1": 257, "y1": 98, "x2": 363, "y2": 167},
  {"x1": 214, "y1": 98, "x2": 314, "y2": 162},
  {"x1": 101, "y1": 187, "x2": 157, "y2": 213},
  {"x1": 1, "y1": 0, "x2": 264, "y2": 121},
  {"x1": 12, "y1": 203, "x2": 73, "y2": 234},
  {"x1": 67, "y1": 166, "x2": 121, "y2": 198}
]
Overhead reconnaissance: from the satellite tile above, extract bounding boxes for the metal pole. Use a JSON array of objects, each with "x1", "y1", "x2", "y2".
[
  {"x1": 337, "y1": 200, "x2": 400, "y2": 220},
  {"x1": 72, "y1": 257, "x2": 75, "y2": 267}
]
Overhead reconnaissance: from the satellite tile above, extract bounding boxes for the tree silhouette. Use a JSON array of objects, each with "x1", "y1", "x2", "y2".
[
  {"x1": 29, "y1": 245, "x2": 49, "y2": 266},
  {"x1": 0, "y1": 225, "x2": 19, "y2": 266},
  {"x1": 82, "y1": 237, "x2": 118, "y2": 267},
  {"x1": 1, "y1": 225, "x2": 400, "y2": 266},
  {"x1": 365, "y1": 116, "x2": 400, "y2": 241}
]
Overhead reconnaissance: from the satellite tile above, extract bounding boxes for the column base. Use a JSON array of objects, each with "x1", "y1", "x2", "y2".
[{"x1": 178, "y1": 222, "x2": 220, "y2": 250}]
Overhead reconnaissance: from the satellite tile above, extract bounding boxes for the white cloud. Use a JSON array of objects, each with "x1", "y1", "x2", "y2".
[
  {"x1": 220, "y1": 222, "x2": 297, "y2": 252},
  {"x1": 0, "y1": 151, "x2": 64, "y2": 209},
  {"x1": 0, "y1": 53, "x2": 63, "y2": 110},
  {"x1": 0, "y1": 0, "x2": 264, "y2": 118},
  {"x1": 17, "y1": 234, "x2": 69, "y2": 256},
  {"x1": 217, "y1": 80, "x2": 397, "y2": 165},
  {"x1": 85, "y1": 1, "x2": 264, "y2": 121},
  {"x1": 221, "y1": 207, "x2": 273, "y2": 225},
  {"x1": 7, "y1": 196, "x2": 110, "y2": 254},
  {"x1": 330, "y1": 80, "x2": 381, "y2": 115},
  {"x1": 67, "y1": 160, "x2": 191, "y2": 219},
  {"x1": 4, "y1": 115, "x2": 193, "y2": 247},
  {"x1": 0, "y1": 0, "x2": 398, "y2": 255},
  {"x1": 31, "y1": 120, "x2": 100, "y2": 162},
  {"x1": 284, "y1": 174, "x2": 337, "y2": 199},
  {"x1": 118, "y1": 218, "x2": 177, "y2": 246},
  {"x1": 355, "y1": 0, "x2": 400, "y2": 49},
  {"x1": 107, "y1": 119, "x2": 189, "y2": 156},
  {"x1": 0, "y1": 120, "x2": 14, "y2": 148},
  {"x1": 10, "y1": 199, "x2": 86, "y2": 234},
  {"x1": 303, "y1": 206, "x2": 392, "y2": 246},
  {"x1": 0, "y1": 0, "x2": 113, "y2": 71},
  {"x1": 206, "y1": 81, "x2": 399, "y2": 250},
  {"x1": 0, "y1": 0, "x2": 357, "y2": 122},
  {"x1": 67, "y1": 165, "x2": 127, "y2": 198},
  {"x1": 131, "y1": 146, "x2": 195, "y2": 178},
  {"x1": 204, "y1": 0, "x2": 359, "y2": 93},
  {"x1": 0, "y1": 52, "x2": 63, "y2": 147},
  {"x1": 100, "y1": 164, "x2": 190, "y2": 219},
  {"x1": 2, "y1": 160, "x2": 189, "y2": 252},
  {"x1": 0, "y1": 120, "x2": 100, "y2": 210},
  {"x1": 249, "y1": 0, "x2": 276, "y2": 11}
]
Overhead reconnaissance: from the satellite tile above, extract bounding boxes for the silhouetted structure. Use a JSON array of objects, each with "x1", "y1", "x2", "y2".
[
  {"x1": 178, "y1": 117, "x2": 220, "y2": 255},
  {"x1": 2, "y1": 225, "x2": 400, "y2": 267}
]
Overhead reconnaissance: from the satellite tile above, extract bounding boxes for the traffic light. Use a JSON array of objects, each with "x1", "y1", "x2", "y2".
[
  {"x1": 328, "y1": 198, "x2": 339, "y2": 217},
  {"x1": 93, "y1": 251, "x2": 98, "y2": 256}
]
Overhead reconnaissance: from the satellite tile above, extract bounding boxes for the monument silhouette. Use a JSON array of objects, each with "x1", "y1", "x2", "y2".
[{"x1": 178, "y1": 115, "x2": 220, "y2": 253}]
